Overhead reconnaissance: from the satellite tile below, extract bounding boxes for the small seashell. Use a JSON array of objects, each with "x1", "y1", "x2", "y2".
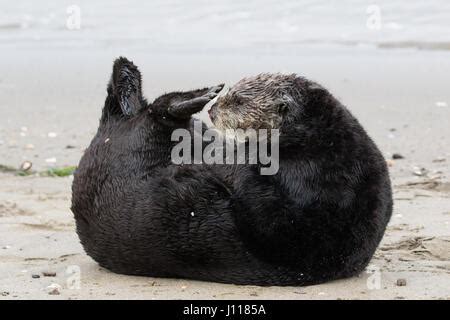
[
  {"x1": 47, "y1": 132, "x2": 58, "y2": 138},
  {"x1": 45, "y1": 157, "x2": 57, "y2": 164},
  {"x1": 20, "y1": 161, "x2": 32, "y2": 171},
  {"x1": 46, "y1": 283, "x2": 61, "y2": 290},
  {"x1": 412, "y1": 167, "x2": 427, "y2": 177}
]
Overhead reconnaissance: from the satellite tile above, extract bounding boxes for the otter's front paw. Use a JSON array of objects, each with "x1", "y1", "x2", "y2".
[
  {"x1": 168, "y1": 84, "x2": 224, "y2": 119},
  {"x1": 203, "y1": 84, "x2": 225, "y2": 99}
]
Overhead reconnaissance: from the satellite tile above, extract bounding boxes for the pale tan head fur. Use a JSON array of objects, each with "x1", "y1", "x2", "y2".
[{"x1": 209, "y1": 73, "x2": 298, "y2": 131}]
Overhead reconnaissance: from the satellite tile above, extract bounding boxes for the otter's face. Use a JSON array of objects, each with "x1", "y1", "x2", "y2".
[{"x1": 208, "y1": 73, "x2": 298, "y2": 131}]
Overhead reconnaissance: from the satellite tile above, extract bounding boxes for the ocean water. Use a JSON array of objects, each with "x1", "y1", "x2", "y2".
[{"x1": 1, "y1": 0, "x2": 450, "y2": 52}]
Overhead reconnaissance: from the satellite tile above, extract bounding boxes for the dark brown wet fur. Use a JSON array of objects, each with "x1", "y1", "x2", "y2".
[{"x1": 71, "y1": 58, "x2": 392, "y2": 285}]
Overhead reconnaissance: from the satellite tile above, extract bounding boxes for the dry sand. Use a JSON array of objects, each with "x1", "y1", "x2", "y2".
[{"x1": 0, "y1": 46, "x2": 449, "y2": 299}]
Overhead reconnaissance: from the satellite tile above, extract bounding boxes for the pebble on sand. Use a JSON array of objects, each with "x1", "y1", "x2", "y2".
[
  {"x1": 386, "y1": 159, "x2": 395, "y2": 167},
  {"x1": 392, "y1": 153, "x2": 404, "y2": 160},
  {"x1": 396, "y1": 279, "x2": 407, "y2": 286},
  {"x1": 42, "y1": 271, "x2": 57, "y2": 277},
  {"x1": 47, "y1": 132, "x2": 58, "y2": 138},
  {"x1": 32, "y1": 274, "x2": 40, "y2": 279}
]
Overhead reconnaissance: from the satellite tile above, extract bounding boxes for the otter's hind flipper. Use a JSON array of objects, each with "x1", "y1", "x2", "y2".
[{"x1": 101, "y1": 57, "x2": 146, "y2": 123}]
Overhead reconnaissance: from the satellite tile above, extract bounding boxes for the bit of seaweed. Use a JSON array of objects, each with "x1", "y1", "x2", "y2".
[{"x1": 0, "y1": 164, "x2": 76, "y2": 177}]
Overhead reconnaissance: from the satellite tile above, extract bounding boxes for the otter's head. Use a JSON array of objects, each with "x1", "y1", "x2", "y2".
[{"x1": 208, "y1": 73, "x2": 301, "y2": 131}]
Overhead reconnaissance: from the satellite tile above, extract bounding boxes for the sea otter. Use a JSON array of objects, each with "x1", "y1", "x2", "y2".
[{"x1": 71, "y1": 58, "x2": 392, "y2": 286}]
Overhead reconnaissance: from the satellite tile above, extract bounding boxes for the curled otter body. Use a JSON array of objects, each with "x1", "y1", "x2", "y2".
[
  {"x1": 72, "y1": 59, "x2": 392, "y2": 286},
  {"x1": 210, "y1": 73, "x2": 392, "y2": 279}
]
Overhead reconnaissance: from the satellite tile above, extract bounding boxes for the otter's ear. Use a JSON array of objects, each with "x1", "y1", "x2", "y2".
[{"x1": 110, "y1": 57, "x2": 143, "y2": 116}]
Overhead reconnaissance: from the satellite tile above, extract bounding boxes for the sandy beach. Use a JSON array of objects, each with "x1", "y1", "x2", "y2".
[
  {"x1": 1, "y1": 46, "x2": 449, "y2": 300},
  {"x1": 1, "y1": 1, "x2": 450, "y2": 300}
]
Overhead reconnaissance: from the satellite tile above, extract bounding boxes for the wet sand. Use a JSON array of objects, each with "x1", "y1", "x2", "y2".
[{"x1": 0, "y1": 46, "x2": 449, "y2": 299}]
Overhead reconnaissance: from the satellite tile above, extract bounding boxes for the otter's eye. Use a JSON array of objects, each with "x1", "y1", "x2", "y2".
[
  {"x1": 277, "y1": 102, "x2": 287, "y2": 114},
  {"x1": 232, "y1": 95, "x2": 243, "y2": 105}
]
